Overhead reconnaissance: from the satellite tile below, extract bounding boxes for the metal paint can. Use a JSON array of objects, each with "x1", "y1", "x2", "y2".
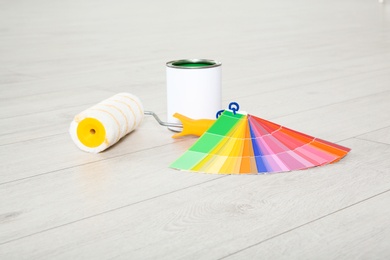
[{"x1": 166, "y1": 59, "x2": 222, "y2": 131}]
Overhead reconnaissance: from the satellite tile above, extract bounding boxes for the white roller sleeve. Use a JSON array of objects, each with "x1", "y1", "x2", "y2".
[{"x1": 69, "y1": 93, "x2": 144, "y2": 153}]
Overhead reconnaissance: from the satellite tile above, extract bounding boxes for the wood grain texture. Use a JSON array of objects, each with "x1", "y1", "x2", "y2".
[
  {"x1": 225, "y1": 190, "x2": 390, "y2": 260},
  {"x1": 1, "y1": 0, "x2": 390, "y2": 259}
]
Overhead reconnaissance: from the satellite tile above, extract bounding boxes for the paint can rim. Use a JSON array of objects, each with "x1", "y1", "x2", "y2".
[{"x1": 166, "y1": 59, "x2": 221, "y2": 69}]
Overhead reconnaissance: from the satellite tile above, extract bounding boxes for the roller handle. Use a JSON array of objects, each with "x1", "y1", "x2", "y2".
[{"x1": 172, "y1": 113, "x2": 215, "y2": 138}]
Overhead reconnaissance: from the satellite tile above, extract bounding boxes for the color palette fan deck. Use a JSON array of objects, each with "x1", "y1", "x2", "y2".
[{"x1": 170, "y1": 109, "x2": 350, "y2": 174}]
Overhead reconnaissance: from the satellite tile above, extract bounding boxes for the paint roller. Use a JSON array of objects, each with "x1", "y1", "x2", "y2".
[{"x1": 69, "y1": 93, "x2": 215, "y2": 153}]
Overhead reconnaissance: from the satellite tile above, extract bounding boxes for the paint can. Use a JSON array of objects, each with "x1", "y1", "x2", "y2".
[{"x1": 166, "y1": 59, "x2": 222, "y2": 131}]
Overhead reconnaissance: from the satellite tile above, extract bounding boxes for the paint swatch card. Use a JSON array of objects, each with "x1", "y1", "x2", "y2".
[{"x1": 170, "y1": 110, "x2": 350, "y2": 174}]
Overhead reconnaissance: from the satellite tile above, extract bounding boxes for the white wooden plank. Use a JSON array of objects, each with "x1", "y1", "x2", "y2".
[
  {"x1": 0, "y1": 65, "x2": 164, "y2": 100},
  {"x1": 0, "y1": 88, "x2": 115, "y2": 119},
  {"x1": 0, "y1": 138, "x2": 388, "y2": 259},
  {"x1": 223, "y1": 52, "x2": 390, "y2": 98},
  {"x1": 357, "y1": 126, "x2": 390, "y2": 145},
  {"x1": 225, "y1": 191, "x2": 390, "y2": 260}
]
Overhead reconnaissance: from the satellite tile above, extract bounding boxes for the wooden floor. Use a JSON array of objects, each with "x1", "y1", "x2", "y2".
[{"x1": 1, "y1": 0, "x2": 390, "y2": 259}]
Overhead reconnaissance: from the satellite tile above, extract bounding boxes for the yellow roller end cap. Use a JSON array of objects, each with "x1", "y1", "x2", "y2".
[{"x1": 77, "y1": 118, "x2": 106, "y2": 148}]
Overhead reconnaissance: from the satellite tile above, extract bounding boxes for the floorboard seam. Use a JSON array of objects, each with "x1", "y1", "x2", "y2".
[
  {"x1": 0, "y1": 132, "x2": 66, "y2": 146},
  {"x1": 234, "y1": 65, "x2": 390, "y2": 99},
  {"x1": 0, "y1": 140, "x2": 188, "y2": 186},
  {"x1": 219, "y1": 188, "x2": 390, "y2": 259},
  {"x1": 0, "y1": 175, "x2": 227, "y2": 246},
  {"x1": 271, "y1": 89, "x2": 390, "y2": 120},
  {"x1": 353, "y1": 136, "x2": 390, "y2": 147}
]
